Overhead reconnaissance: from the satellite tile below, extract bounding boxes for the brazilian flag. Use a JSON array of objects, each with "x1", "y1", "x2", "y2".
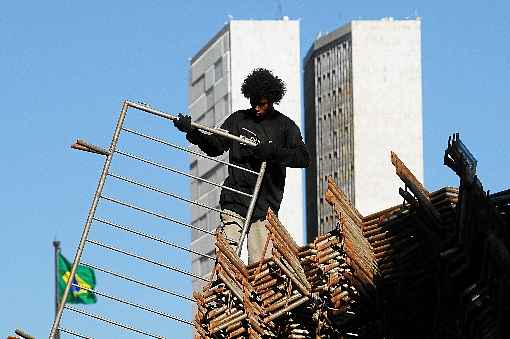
[{"x1": 57, "y1": 253, "x2": 97, "y2": 304}]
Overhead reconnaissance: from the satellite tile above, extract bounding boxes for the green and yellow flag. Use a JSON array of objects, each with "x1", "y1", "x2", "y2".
[{"x1": 57, "y1": 253, "x2": 97, "y2": 304}]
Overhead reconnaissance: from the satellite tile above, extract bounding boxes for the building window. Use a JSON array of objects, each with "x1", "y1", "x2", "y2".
[
  {"x1": 192, "y1": 215, "x2": 207, "y2": 240},
  {"x1": 224, "y1": 95, "x2": 229, "y2": 116},
  {"x1": 200, "y1": 253, "x2": 214, "y2": 276},
  {"x1": 192, "y1": 75, "x2": 205, "y2": 91},
  {"x1": 206, "y1": 88, "x2": 214, "y2": 110},
  {"x1": 214, "y1": 58, "x2": 223, "y2": 81},
  {"x1": 190, "y1": 75, "x2": 205, "y2": 103},
  {"x1": 206, "y1": 107, "x2": 215, "y2": 127}
]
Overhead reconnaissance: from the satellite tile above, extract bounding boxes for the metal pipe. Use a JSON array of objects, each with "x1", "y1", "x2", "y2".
[
  {"x1": 86, "y1": 239, "x2": 210, "y2": 282},
  {"x1": 210, "y1": 314, "x2": 247, "y2": 334},
  {"x1": 262, "y1": 292, "x2": 284, "y2": 306},
  {"x1": 76, "y1": 139, "x2": 110, "y2": 156},
  {"x1": 80, "y1": 262, "x2": 194, "y2": 302},
  {"x1": 254, "y1": 278, "x2": 280, "y2": 292},
  {"x1": 194, "y1": 320, "x2": 208, "y2": 339},
  {"x1": 70, "y1": 142, "x2": 93, "y2": 153},
  {"x1": 216, "y1": 236, "x2": 249, "y2": 278},
  {"x1": 58, "y1": 327, "x2": 92, "y2": 339},
  {"x1": 200, "y1": 283, "x2": 226, "y2": 298},
  {"x1": 15, "y1": 329, "x2": 35, "y2": 339},
  {"x1": 49, "y1": 101, "x2": 128, "y2": 339},
  {"x1": 236, "y1": 161, "x2": 267, "y2": 256},
  {"x1": 53, "y1": 240, "x2": 61, "y2": 339},
  {"x1": 227, "y1": 326, "x2": 246, "y2": 337},
  {"x1": 264, "y1": 296, "x2": 309, "y2": 323},
  {"x1": 64, "y1": 305, "x2": 165, "y2": 339},
  {"x1": 115, "y1": 150, "x2": 253, "y2": 198},
  {"x1": 71, "y1": 283, "x2": 193, "y2": 326},
  {"x1": 265, "y1": 293, "x2": 302, "y2": 312},
  {"x1": 207, "y1": 305, "x2": 228, "y2": 319},
  {"x1": 273, "y1": 257, "x2": 310, "y2": 297},
  {"x1": 125, "y1": 101, "x2": 258, "y2": 147},
  {"x1": 93, "y1": 217, "x2": 215, "y2": 260},
  {"x1": 217, "y1": 254, "x2": 242, "y2": 285},
  {"x1": 122, "y1": 127, "x2": 258, "y2": 175},
  {"x1": 107, "y1": 172, "x2": 237, "y2": 221},
  {"x1": 217, "y1": 272, "x2": 244, "y2": 301},
  {"x1": 209, "y1": 310, "x2": 244, "y2": 329}
]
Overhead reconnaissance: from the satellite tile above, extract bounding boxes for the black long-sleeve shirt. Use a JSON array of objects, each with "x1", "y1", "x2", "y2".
[{"x1": 187, "y1": 108, "x2": 310, "y2": 220}]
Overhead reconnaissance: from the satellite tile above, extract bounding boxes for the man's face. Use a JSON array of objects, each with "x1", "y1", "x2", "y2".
[{"x1": 252, "y1": 97, "x2": 272, "y2": 118}]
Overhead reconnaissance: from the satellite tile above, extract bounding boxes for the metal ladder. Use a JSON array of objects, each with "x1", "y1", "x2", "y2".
[{"x1": 49, "y1": 100, "x2": 266, "y2": 338}]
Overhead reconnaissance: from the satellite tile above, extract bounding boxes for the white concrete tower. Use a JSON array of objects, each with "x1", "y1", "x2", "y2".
[{"x1": 304, "y1": 18, "x2": 423, "y2": 239}]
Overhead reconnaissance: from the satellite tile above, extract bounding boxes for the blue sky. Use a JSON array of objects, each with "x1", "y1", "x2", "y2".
[{"x1": 1, "y1": 0, "x2": 509, "y2": 337}]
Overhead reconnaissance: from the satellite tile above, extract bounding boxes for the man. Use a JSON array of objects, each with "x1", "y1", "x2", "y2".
[{"x1": 174, "y1": 68, "x2": 310, "y2": 263}]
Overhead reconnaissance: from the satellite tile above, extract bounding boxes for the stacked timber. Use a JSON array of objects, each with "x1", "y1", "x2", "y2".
[
  {"x1": 362, "y1": 187, "x2": 458, "y2": 284},
  {"x1": 193, "y1": 135, "x2": 510, "y2": 338},
  {"x1": 193, "y1": 179, "x2": 380, "y2": 338},
  {"x1": 307, "y1": 178, "x2": 379, "y2": 337},
  {"x1": 249, "y1": 210, "x2": 314, "y2": 338},
  {"x1": 194, "y1": 232, "x2": 269, "y2": 338},
  {"x1": 260, "y1": 211, "x2": 311, "y2": 326}
]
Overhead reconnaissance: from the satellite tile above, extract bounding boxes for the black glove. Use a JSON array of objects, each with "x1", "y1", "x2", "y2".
[
  {"x1": 173, "y1": 114, "x2": 194, "y2": 133},
  {"x1": 253, "y1": 141, "x2": 278, "y2": 161}
]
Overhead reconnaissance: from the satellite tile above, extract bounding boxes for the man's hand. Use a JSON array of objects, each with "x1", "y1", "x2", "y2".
[
  {"x1": 173, "y1": 114, "x2": 194, "y2": 133},
  {"x1": 253, "y1": 140, "x2": 277, "y2": 161}
]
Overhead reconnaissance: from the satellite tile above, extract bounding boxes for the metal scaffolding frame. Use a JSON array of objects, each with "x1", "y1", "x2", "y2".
[{"x1": 49, "y1": 100, "x2": 267, "y2": 338}]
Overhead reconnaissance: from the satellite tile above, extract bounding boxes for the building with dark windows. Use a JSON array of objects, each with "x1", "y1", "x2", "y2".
[{"x1": 304, "y1": 18, "x2": 424, "y2": 240}]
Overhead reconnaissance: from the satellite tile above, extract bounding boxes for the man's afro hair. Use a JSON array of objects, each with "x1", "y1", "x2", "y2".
[{"x1": 241, "y1": 68, "x2": 286, "y2": 104}]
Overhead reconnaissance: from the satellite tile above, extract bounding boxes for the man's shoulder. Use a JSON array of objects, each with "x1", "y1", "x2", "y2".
[
  {"x1": 220, "y1": 110, "x2": 246, "y2": 126},
  {"x1": 227, "y1": 109, "x2": 250, "y2": 120},
  {"x1": 272, "y1": 110, "x2": 298, "y2": 127},
  {"x1": 232, "y1": 108, "x2": 251, "y2": 116}
]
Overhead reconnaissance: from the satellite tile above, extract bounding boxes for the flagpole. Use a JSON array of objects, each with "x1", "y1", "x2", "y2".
[{"x1": 53, "y1": 240, "x2": 61, "y2": 339}]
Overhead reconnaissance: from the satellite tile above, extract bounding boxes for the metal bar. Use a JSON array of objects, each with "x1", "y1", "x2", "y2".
[
  {"x1": 126, "y1": 101, "x2": 257, "y2": 147},
  {"x1": 391, "y1": 151, "x2": 430, "y2": 199},
  {"x1": 93, "y1": 217, "x2": 215, "y2": 260},
  {"x1": 86, "y1": 239, "x2": 210, "y2": 282},
  {"x1": 100, "y1": 195, "x2": 216, "y2": 236},
  {"x1": 236, "y1": 161, "x2": 267, "y2": 256},
  {"x1": 454, "y1": 134, "x2": 477, "y2": 171},
  {"x1": 64, "y1": 305, "x2": 165, "y2": 339},
  {"x1": 76, "y1": 139, "x2": 110, "y2": 156},
  {"x1": 391, "y1": 152, "x2": 442, "y2": 230},
  {"x1": 53, "y1": 241, "x2": 61, "y2": 339},
  {"x1": 115, "y1": 149, "x2": 253, "y2": 198},
  {"x1": 80, "y1": 262, "x2": 194, "y2": 302},
  {"x1": 122, "y1": 127, "x2": 258, "y2": 175},
  {"x1": 71, "y1": 283, "x2": 194, "y2": 326},
  {"x1": 49, "y1": 101, "x2": 128, "y2": 339},
  {"x1": 107, "y1": 172, "x2": 243, "y2": 222},
  {"x1": 58, "y1": 327, "x2": 92, "y2": 339},
  {"x1": 15, "y1": 329, "x2": 35, "y2": 339},
  {"x1": 70, "y1": 142, "x2": 92, "y2": 153},
  {"x1": 264, "y1": 296, "x2": 309, "y2": 322}
]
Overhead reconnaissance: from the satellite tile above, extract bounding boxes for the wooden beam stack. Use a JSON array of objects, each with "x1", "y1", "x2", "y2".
[{"x1": 193, "y1": 136, "x2": 510, "y2": 338}]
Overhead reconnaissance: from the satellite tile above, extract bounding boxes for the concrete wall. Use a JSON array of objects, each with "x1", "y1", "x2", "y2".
[
  {"x1": 351, "y1": 19, "x2": 423, "y2": 215},
  {"x1": 304, "y1": 18, "x2": 423, "y2": 233}
]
